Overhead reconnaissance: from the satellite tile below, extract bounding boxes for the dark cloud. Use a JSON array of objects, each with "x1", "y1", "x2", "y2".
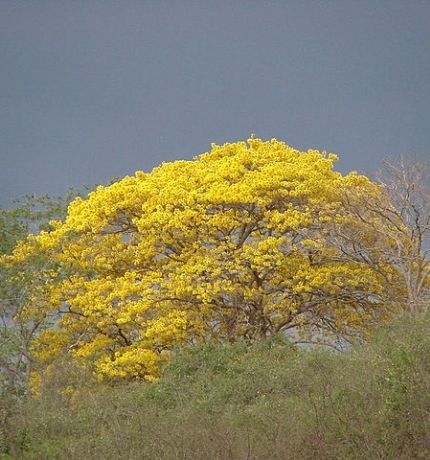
[{"x1": 1, "y1": 1, "x2": 429, "y2": 206}]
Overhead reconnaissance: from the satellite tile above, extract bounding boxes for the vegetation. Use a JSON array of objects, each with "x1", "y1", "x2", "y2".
[
  {"x1": 0, "y1": 192, "x2": 87, "y2": 458},
  {"x1": 1, "y1": 139, "x2": 429, "y2": 458},
  {"x1": 0, "y1": 191, "x2": 86, "y2": 391},
  {"x1": 2, "y1": 315, "x2": 430, "y2": 459},
  {"x1": 4, "y1": 139, "x2": 425, "y2": 384}
]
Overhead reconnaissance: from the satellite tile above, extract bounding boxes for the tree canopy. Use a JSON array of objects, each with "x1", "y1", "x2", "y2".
[
  {"x1": 0, "y1": 192, "x2": 83, "y2": 396},
  {"x1": 5, "y1": 139, "x2": 402, "y2": 382}
]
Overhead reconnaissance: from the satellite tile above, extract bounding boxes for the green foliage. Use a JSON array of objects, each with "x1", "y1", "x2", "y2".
[
  {"x1": 0, "y1": 191, "x2": 84, "y2": 255},
  {"x1": 3, "y1": 315, "x2": 430, "y2": 459},
  {"x1": 0, "y1": 191, "x2": 89, "y2": 454},
  {"x1": 0, "y1": 195, "x2": 64, "y2": 391}
]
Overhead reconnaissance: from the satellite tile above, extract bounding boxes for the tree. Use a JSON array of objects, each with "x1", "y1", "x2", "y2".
[
  {"x1": 0, "y1": 191, "x2": 85, "y2": 396},
  {"x1": 337, "y1": 157, "x2": 430, "y2": 315},
  {"x1": 5, "y1": 139, "x2": 393, "y2": 382},
  {"x1": 380, "y1": 157, "x2": 430, "y2": 313}
]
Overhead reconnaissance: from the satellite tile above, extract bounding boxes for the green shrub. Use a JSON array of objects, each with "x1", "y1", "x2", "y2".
[{"x1": 4, "y1": 315, "x2": 430, "y2": 459}]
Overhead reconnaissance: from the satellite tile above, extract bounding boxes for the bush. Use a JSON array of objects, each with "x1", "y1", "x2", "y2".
[{"x1": 4, "y1": 315, "x2": 430, "y2": 459}]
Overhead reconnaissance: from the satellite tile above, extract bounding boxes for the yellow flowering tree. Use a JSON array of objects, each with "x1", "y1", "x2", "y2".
[{"x1": 6, "y1": 139, "x2": 395, "y2": 382}]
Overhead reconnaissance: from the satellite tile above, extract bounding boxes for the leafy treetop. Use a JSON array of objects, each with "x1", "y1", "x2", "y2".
[{"x1": 5, "y1": 139, "x2": 393, "y2": 382}]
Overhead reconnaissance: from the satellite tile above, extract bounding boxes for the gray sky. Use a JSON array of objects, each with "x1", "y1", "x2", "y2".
[{"x1": 1, "y1": 1, "x2": 429, "y2": 207}]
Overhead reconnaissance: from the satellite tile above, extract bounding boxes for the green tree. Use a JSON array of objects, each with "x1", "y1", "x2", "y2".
[{"x1": 0, "y1": 191, "x2": 86, "y2": 396}]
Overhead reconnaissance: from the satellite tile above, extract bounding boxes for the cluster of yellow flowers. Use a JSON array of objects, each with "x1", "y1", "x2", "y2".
[{"x1": 7, "y1": 138, "x2": 392, "y2": 382}]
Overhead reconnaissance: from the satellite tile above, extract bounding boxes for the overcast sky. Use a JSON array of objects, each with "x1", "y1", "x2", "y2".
[{"x1": 1, "y1": 1, "x2": 429, "y2": 207}]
